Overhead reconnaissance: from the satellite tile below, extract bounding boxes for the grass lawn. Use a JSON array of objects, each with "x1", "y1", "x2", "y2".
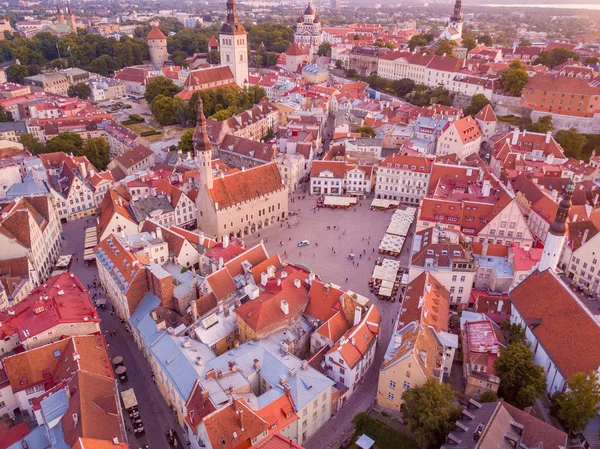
[
  {"x1": 347, "y1": 413, "x2": 417, "y2": 449},
  {"x1": 124, "y1": 123, "x2": 156, "y2": 134}
]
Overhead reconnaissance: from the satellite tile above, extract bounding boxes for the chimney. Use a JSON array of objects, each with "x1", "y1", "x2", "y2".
[
  {"x1": 253, "y1": 358, "x2": 260, "y2": 370},
  {"x1": 261, "y1": 272, "x2": 268, "y2": 286},
  {"x1": 324, "y1": 283, "x2": 330, "y2": 295},
  {"x1": 218, "y1": 257, "x2": 224, "y2": 269},
  {"x1": 301, "y1": 360, "x2": 308, "y2": 370},
  {"x1": 294, "y1": 279, "x2": 301, "y2": 288},
  {"x1": 307, "y1": 272, "x2": 315, "y2": 285},
  {"x1": 545, "y1": 131, "x2": 551, "y2": 144},
  {"x1": 72, "y1": 413, "x2": 79, "y2": 427},
  {"x1": 279, "y1": 374, "x2": 287, "y2": 385},
  {"x1": 573, "y1": 213, "x2": 578, "y2": 222},
  {"x1": 156, "y1": 227, "x2": 163, "y2": 240},
  {"x1": 222, "y1": 234, "x2": 229, "y2": 248},
  {"x1": 280, "y1": 300, "x2": 289, "y2": 315},
  {"x1": 551, "y1": 189, "x2": 558, "y2": 201},
  {"x1": 511, "y1": 128, "x2": 520, "y2": 145},
  {"x1": 79, "y1": 162, "x2": 87, "y2": 179},
  {"x1": 426, "y1": 283, "x2": 431, "y2": 293},
  {"x1": 236, "y1": 407, "x2": 244, "y2": 431},
  {"x1": 582, "y1": 228, "x2": 590, "y2": 246},
  {"x1": 89, "y1": 168, "x2": 95, "y2": 178},
  {"x1": 482, "y1": 243, "x2": 489, "y2": 256},
  {"x1": 353, "y1": 306, "x2": 362, "y2": 326},
  {"x1": 594, "y1": 193, "x2": 599, "y2": 207},
  {"x1": 482, "y1": 179, "x2": 491, "y2": 197}
]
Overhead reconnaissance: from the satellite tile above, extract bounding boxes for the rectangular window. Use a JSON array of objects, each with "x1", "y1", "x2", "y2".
[
  {"x1": 403, "y1": 381, "x2": 410, "y2": 389},
  {"x1": 388, "y1": 392, "x2": 394, "y2": 401},
  {"x1": 389, "y1": 380, "x2": 396, "y2": 390}
]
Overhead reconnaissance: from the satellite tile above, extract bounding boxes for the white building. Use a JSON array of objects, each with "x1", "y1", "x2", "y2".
[
  {"x1": 310, "y1": 161, "x2": 373, "y2": 196},
  {"x1": 219, "y1": 0, "x2": 249, "y2": 87},
  {"x1": 375, "y1": 154, "x2": 432, "y2": 205},
  {"x1": 436, "y1": 116, "x2": 482, "y2": 160}
]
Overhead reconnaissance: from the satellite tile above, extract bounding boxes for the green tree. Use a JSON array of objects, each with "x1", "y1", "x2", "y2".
[
  {"x1": 6, "y1": 64, "x2": 28, "y2": 83},
  {"x1": 585, "y1": 56, "x2": 600, "y2": 65},
  {"x1": 67, "y1": 82, "x2": 91, "y2": 100},
  {"x1": 402, "y1": 380, "x2": 461, "y2": 449},
  {"x1": 553, "y1": 371, "x2": 600, "y2": 434},
  {"x1": 335, "y1": 60, "x2": 343, "y2": 69},
  {"x1": 356, "y1": 126, "x2": 375, "y2": 138},
  {"x1": 46, "y1": 132, "x2": 84, "y2": 155},
  {"x1": 245, "y1": 85, "x2": 267, "y2": 105},
  {"x1": 144, "y1": 76, "x2": 182, "y2": 104},
  {"x1": 346, "y1": 68, "x2": 357, "y2": 78},
  {"x1": 392, "y1": 78, "x2": 416, "y2": 97},
  {"x1": 436, "y1": 39, "x2": 457, "y2": 57},
  {"x1": 478, "y1": 34, "x2": 493, "y2": 46},
  {"x1": 151, "y1": 95, "x2": 183, "y2": 126},
  {"x1": 464, "y1": 94, "x2": 491, "y2": 117},
  {"x1": 206, "y1": 50, "x2": 220, "y2": 64},
  {"x1": 494, "y1": 343, "x2": 546, "y2": 408},
  {"x1": 503, "y1": 60, "x2": 529, "y2": 96},
  {"x1": 82, "y1": 137, "x2": 110, "y2": 170},
  {"x1": 353, "y1": 34, "x2": 360, "y2": 40},
  {"x1": 429, "y1": 86, "x2": 453, "y2": 106},
  {"x1": 463, "y1": 36, "x2": 477, "y2": 52},
  {"x1": 317, "y1": 42, "x2": 332, "y2": 57},
  {"x1": 550, "y1": 47, "x2": 580, "y2": 66},
  {"x1": 178, "y1": 129, "x2": 194, "y2": 153},
  {"x1": 533, "y1": 50, "x2": 555, "y2": 67},
  {"x1": 0, "y1": 105, "x2": 13, "y2": 122},
  {"x1": 408, "y1": 34, "x2": 428, "y2": 51},
  {"x1": 555, "y1": 128, "x2": 586, "y2": 159},
  {"x1": 480, "y1": 391, "x2": 498, "y2": 403},
  {"x1": 19, "y1": 133, "x2": 44, "y2": 154},
  {"x1": 170, "y1": 50, "x2": 188, "y2": 67},
  {"x1": 519, "y1": 38, "x2": 532, "y2": 47},
  {"x1": 526, "y1": 115, "x2": 554, "y2": 133}
]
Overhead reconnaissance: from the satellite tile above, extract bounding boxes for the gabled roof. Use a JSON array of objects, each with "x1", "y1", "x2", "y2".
[
  {"x1": 398, "y1": 272, "x2": 450, "y2": 333},
  {"x1": 208, "y1": 162, "x2": 284, "y2": 210},
  {"x1": 509, "y1": 270, "x2": 600, "y2": 381},
  {"x1": 304, "y1": 281, "x2": 345, "y2": 322},
  {"x1": 474, "y1": 104, "x2": 497, "y2": 122}
]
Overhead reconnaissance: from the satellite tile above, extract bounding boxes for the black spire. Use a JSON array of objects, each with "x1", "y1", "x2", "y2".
[
  {"x1": 220, "y1": 0, "x2": 245, "y2": 35},
  {"x1": 548, "y1": 182, "x2": 574, "y2": 236},
  {"x1": 451, "y1": 0, "x2": 463, "y2": 22},
  {"x1": 193, "y1": 98, "x2": 211, "y2": 153}
]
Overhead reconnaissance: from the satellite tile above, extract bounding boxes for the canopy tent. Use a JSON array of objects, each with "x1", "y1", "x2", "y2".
[
  {"x1": 323, "y1": 196, "x2": 358, "y2": 207},
  {"x1": 371, "y1": 258, "x2": 401, "y2": 282},
  {"x1": 379, "y1": 234, "x2": 405, "y2": 254},
  {"x1": 386, "y1": 220, "x2": 412, "y2": 237},
  {"x1": 54, "y1": 255, "x2": 72, "y2": 269},
  {"x1": 380, "y1": 280, "x2": 395, "y2": 290},
  {"x1": 371, "y1": 198, "x2": 399, "y2": 210},
  {"x1": 83, "y1": 248, "x2": 95, "y2": 261}
]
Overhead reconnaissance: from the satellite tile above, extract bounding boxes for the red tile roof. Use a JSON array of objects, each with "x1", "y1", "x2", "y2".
[
  {"x1": 475, "y1": 104, "x2": 497, "y2": 122},
  {"x1": 147, "y1": 26, "x2": 167, "y2": 40},
  {"x1": 398, "y1": 272, "x2": 450, "y2": 333},
  {"x1": 304, "y1": 281, "x2": 345, "y2": 322},
  {"x1": 0, "y1": 272, "x2": 99, "y2": 341},
  {"x1": 509, "y1": 270, "x2": 600, "y2": 381},
  {"x1": 209, "y1": 162, "x2": 284, "y2": 210},
  {"x1": 184, "y1": 66, "x2": 235, "y2": 88}
]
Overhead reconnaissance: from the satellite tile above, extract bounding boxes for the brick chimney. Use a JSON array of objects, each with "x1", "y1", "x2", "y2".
[
  {"x1": 148, "y1": 268, "x2": 174, "y2": 310},
  {"x1": 236, "y1": 407, "x2": 244, "y2": 431}
]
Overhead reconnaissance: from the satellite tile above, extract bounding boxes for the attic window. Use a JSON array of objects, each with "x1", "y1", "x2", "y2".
[
  {"x1": 19, "y1": 377, "x2": 27, "y2": 385},
  {"x1": 427, "y1": 249, "x2": 434, "y2": 255},
  {"x1": 53, "y1": 350, "x2": 61, "y2": 358},
  {"x1": 221, "y1": 439, "x2": 226, "y2": 446}
]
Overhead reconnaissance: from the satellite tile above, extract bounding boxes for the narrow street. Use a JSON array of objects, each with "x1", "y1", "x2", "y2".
[{"x1": 61, "y1": 218, "x2": 187, "y2": 449}]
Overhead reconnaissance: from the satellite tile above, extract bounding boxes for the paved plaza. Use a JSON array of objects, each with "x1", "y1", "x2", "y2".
[{"x1": 246, "y1": 192, "x2": 415, "y2": 449}]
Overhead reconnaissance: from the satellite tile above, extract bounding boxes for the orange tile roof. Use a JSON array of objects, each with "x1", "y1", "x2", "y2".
[
  {"x1": 184, "y1": 66, "x2": 235, "y2": 88},
  {"x1": 475, "y1": 104, "x2": 497, "y2": 122},
  {"x1": 315, "y1": 311, "x2": 350, "y2": 342},
  {"x1": 3, "y1": 335, "x2": 113, "y2": 394},
  {"x1": 398, "y1": 272, "x2": 450, "y2": 333},
  {"x1": 255, "y1": 393, "x2": 297, "y2": 435},
  {"x1": 304, "y1": 281, "x2": 345, "y2": 322},
  {"x1": 450, "y1": 116, "x2": 482, "y2": 145},
  {"x1": 236, "y1": 265, "x2": 310, "y2": 333},
  {"x1": 509, "y1": 270, "x2": 600, "y2": 380},
  {"x1": 72, "y1": 438, "x2": 129, "y2": 449},
  {"x1": 209, "y1": 163, "x2": 284, "y2": 210},
  {"x1": 185, "y1": 381, "x2": 217, "y2": 433},
  {"x1": 328, "y1": 304, "x2": 380, "y2": 368},
  {"x1": 202, "y1": 398, "x2": 269, "y2": 449},
  {"x1": 255, "y1": 434, "x2": 305, "y2": 449}
]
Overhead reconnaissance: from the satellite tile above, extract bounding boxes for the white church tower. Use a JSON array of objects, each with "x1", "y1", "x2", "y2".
[
  {"x1": 219, "y1": 0, "x2": 248, "y2": 87},
  {"x1": 539, "y1": 182, "x2": 574, "y2": 273},
  {"x1": 440, "y1": 0, "x2": 464, "y2": 41}
]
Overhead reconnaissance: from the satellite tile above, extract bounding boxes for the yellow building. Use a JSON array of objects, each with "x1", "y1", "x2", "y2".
[{"x1": 377, "y1": 272, "x2": 457, "y2": 412}]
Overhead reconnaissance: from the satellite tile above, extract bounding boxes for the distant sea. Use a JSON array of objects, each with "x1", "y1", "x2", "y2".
[{"x1": 483, "y1": 3, "x2": 600, "y2": 10}]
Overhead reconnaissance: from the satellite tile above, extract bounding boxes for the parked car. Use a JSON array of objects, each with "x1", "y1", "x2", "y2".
[{"x1": 297, "y1": 240, "x2": 310, "y2": 247}]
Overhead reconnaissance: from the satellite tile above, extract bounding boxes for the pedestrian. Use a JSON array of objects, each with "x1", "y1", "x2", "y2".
[
  {"x1": 346, "y1": 277, "x2": 348, "y2": 282},
  {"x1": 359, "y1": 254, "x2": 362, "y2": 259},
  {"x1": 313, "y1": 253, "x2": 315, "y2": 257},
  {"x1": 357, "y1": 263, "x2": 359, "y2": 267},
  {"x1": 299, "y1": 252, "x2": 301, "y2": 256},
  {"x1": 373, "y1": 248, "x2": 375, "y2": 253}
]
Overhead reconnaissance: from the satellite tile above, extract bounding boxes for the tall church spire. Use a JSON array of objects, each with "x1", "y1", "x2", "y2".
[
  {"x1": 56, "y1": 0, "x2": 65, "y2": 24},
  {"x1": 451, "y1": 0, "x2": 463, "y2": 22},
  {"x1": 193, "y1": 98, "x2": 212, "y2": 154},
  {"x1": 539, "y1": 182, "x2": 574, "y2": 273}
]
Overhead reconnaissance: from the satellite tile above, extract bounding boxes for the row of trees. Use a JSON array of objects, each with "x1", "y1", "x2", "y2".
[
  {"x1": 402, "y1": 324, "x2": 600, "y2": 449},
  {"x1": 19, "y1": 132, "x2": 111, "y2": 170},
  {"x1": 2, "y1": 31, "x2": 148, "y2": 81}
]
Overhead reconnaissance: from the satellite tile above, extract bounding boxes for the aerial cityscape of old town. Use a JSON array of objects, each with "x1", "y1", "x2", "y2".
[{"x1": 0, "y1": 0, "x2": 599, "y2": 447}]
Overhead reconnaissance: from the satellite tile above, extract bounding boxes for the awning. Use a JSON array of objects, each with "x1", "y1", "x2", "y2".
[
  {"x1": 371, "y1": 198, "x2": 399, "y2": 209},
  {"x1": 84, "y1": 248, "x2": 95, "y2": 261},
  {"x1": 381, "y1": 280, "x2": 394, "y2": 289},
  {"x1": 378, "y1": 234, "x2": 405, "y2": 254},
  {"x1": 95, "y1": 297, "x2": 107, "y2": 306},
  {"x1": 323, "y1": 196, "x2": 358, "y2": 207},
  {"x1": 371, "y1": 258, "x2": 401, "y2": 282},
  {"x1": 378, "y1": 286, "x2": 393, "y2": 297}
]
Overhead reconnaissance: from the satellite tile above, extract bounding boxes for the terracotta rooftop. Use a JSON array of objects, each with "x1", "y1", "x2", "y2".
[
  {"x1": 509, "y1": 270, "x2": 600, "y2": 381},
  {"x1": 147, "y1": 25, "x2": 167, "y2": 40}
]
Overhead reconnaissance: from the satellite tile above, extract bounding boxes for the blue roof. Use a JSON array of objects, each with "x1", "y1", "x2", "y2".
[
  {"x1": 47, "y1": 422, "x2": 69, "y2": 449},
  {"x1": 5, "y1": 181, "x2": 48, "y2": 199},
  {"x1": 133, "y1": 293, "x2": 212, "y2": 401},
  {"x1": 40, "y1": 387, "x2": 69, "y2": 424},
  {"x1": 204, "y1": 341, "x2": 334, "y2": 410},
  {"x1": 7, "y1": 427, "x2": 49, "y2": 449},
  {"x1": 414, "y1": 116, "x2": 448, "y2": 134}
]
